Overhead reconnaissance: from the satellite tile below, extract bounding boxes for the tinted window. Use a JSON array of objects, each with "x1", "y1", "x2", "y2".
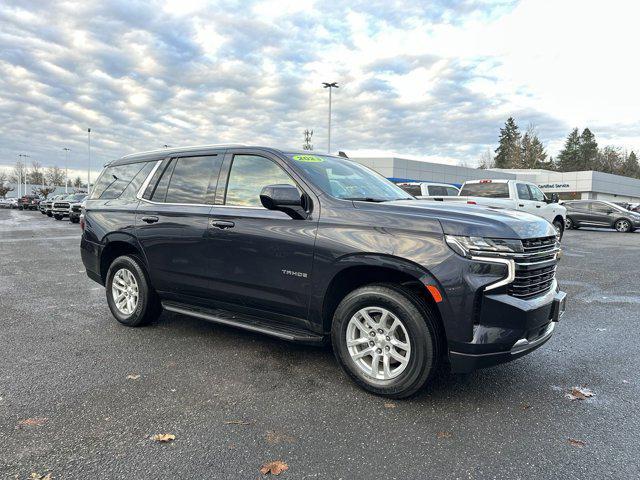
[
  {"x1": 397, "y1": 184, "x2": 422, "y2": 196},
  {"x1": 460, "y1": 182, "x2": 509, "y2": 198},
  {"x1": 591, "y1": 202, "x2": 613, "y2": 214},
  {"x1": 565, "y1": 201, "x2": 588, "y2": 210},
  {"x1": 225, "y1": 155, "x2": 296, "y2": 207},
  {"x1": 119, "y1": 162, "x2": 156, "y2": 201},
  {"x1": 516, "y1": 183, "x2": 531, "y2": 200},
  {"x1": 150, "y1": 159, "x2": 176, "y2": 202},
  {"x1": 444, "y1": 187, "x2": 459, "y2": 196},
  {"x1": 163, "y1": 156, "x2": 221, "y2": 204},
  {"x1": 428, "y1": 185, "x2": 451, "y2": 196},
  {"x1": 528, "y1": 184, "x2": 546, "y2": 202},
  {"x1": 91, "y1": 162, "x2": 147, "y2": 200}
]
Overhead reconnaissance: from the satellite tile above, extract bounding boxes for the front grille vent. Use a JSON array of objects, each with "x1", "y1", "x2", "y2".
[{"x1": 507, "y1": 236, "x2": 558, "y2": 299}]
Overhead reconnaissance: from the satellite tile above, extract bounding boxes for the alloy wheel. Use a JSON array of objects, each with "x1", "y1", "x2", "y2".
[
  {"x1": 615, "y1": 219, "x2": 631, "y2": 232},
  {"x1": 565, "y1": 217, "x2": 573, "y2": 230},
  {"x1": 111, "y1": 268, "x2": 139, "y2": 315},
  {"x1": 345, "y1": 307, "x2": 411, "y2": 380}
]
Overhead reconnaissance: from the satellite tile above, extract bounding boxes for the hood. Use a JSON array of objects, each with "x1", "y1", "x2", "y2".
[{"x1": 356, "y1": 200, "x2": 556, "y2": 239}]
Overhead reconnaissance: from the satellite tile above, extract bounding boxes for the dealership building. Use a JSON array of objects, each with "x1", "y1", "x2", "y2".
[{"x1": 352, "y1": 157, "x2": 640, "y2": 203}]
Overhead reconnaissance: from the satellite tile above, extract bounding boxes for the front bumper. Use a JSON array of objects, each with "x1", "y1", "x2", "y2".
[
  {"x1": 448, "y1": 288, "x2": 566, "y2": 373},
  {"x1": 52, "y1": 209, "x2": 70, "y2": 216}
]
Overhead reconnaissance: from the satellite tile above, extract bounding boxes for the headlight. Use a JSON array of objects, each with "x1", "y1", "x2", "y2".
[{"x1": 445, "y1": 235, "x2": 523, "y2": 258}]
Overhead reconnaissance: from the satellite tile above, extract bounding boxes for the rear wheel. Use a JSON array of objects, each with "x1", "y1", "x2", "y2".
[
  {"x1": 565, "y1": 217, "x2": 574, "y2": 230},
  {"x1": 105, "y1": 255, "x2": 161, "y2": 327},
  {"x1": 615, "y1": 219, "x2": 631, "y2": 233},
  {"x1": 331, "y1": 284, "x2": 441, "y2": 398}
]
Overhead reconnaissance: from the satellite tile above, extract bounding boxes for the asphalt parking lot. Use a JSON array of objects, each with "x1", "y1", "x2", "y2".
[{"x1": 1, "y1": 208, "x2": 639, "y2": 479}]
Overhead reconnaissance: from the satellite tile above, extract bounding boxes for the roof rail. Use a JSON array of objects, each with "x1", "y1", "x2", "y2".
[{"x1": 120, "y1": 143, "x2": 248, "y2": 159}]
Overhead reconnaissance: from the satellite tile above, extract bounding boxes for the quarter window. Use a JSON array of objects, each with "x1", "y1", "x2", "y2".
[
  {"x1": 225, "y1": 155, "x2": 297, "y2": 207},
  {"x1": 91, "y1": 162, "x2": 147, "y2": 200}
]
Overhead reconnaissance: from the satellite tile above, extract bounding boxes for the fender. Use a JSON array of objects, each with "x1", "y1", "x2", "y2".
[{"x1": 309, "y1": 252, "x2": 452, "y2": 332}]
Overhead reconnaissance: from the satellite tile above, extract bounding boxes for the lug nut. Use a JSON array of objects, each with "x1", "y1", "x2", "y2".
[
  {"x1": 385, "y1": 336, "x2": 390, "y2": 341},
  {"x1": 370, "y1": 331, "x2": 376, "y2": 337},
  {"x1": 376, "y1": 348, "x2": 382, "y2": 354},
  {"x1": 377, "y1": 329, "x2": 384, "y2": 334},
  {"x1": 385, "y1": 346, "x2": 390, "y2": 351},
  {"x1": 369, "y1": 341, "x2": 375, "y2": 347}
]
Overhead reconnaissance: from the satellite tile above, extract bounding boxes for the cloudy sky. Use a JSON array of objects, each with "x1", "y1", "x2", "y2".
[{"x1": 1, "y1": 0, "x2": 638, "y2": 180}]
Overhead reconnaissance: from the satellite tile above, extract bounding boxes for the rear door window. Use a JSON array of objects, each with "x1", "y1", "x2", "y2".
[
  {"x1": 516, "y1": 183, "x2": 532, "y2": 200},
  {"x1": 397, "y1": 184, "x2": 422, "y2": 196},
  {"x1": 460, "y1": 182, "x2": 509, "y2": 198},
  {"x1": 428, "y1": 185, "x2": 449, "y2": 196}
]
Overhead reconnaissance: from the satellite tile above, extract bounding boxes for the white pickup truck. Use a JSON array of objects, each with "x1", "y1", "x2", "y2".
[
  {"x1": 396, "y1": 182, "x2": 460, "y2": 200},
  {"x1": 440, "y1": 179, "x2": 567, "y2": 237}
]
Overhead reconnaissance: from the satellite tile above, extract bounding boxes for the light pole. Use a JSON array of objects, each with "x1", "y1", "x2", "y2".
[
  {"x1": 63, "y1": 147, "x2": 70, "y2": 193},
  {"x1": 322, "y1": 82, "x2": 339, "y2": 153},
  {"x1": 87, "y1": 128, "x2": 91, "y2": 193},
  {"x1": 18, "y1": 154, "x2": 30, "y2": 196}
]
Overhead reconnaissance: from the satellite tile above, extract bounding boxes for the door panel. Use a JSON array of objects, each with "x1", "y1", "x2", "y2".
[
  {"x1": 588, "y1": 202, "x2": 614, "y2": 226},
  {"x1": 515, "y1": 183, "x2": 539, "y2": 216},
  {"x1": 136, "y1": 203, "x2": 214, "y2": 298}
]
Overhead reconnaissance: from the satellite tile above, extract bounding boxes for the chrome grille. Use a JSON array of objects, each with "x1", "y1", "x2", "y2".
[
  {"x1": 53, "y1": 202, "x2": 70, "y2": 209},
  {"x1": 508, "y1": 236, "x2": 558, "y2": 299}
]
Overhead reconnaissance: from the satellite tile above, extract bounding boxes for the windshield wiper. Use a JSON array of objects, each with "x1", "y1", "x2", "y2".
[{"x1": 344, "y1": 197, "x2": 386, "y2": 202}]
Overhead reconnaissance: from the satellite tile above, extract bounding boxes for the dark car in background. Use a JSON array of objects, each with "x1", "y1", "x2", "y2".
[
  {"x1": 68, "y1": 195, "x2": 88, "y2": 223},
  {"x1": 563, "y1": 200, "x2": 640, "y2": 232},
  {"x1": 80, "y1": 145, "x2": 566, "y2": 398},
  {"x1": 52, "y1": 193, "x2": 87, "y2": 220}
]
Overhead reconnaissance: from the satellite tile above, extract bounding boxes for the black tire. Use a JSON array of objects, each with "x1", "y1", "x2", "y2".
[
  {"x1": 615, "y1": 219, "x2": 632, "y2": 233},
  {"x1": 553, "y1": 220, "x2": 564, "y2": 241},
  {"x1": 565, "y1": 217, "x2": 574, "y2": 230},
  {"x1": 105, "y1": 254, "x2": 161, "y2": 327},
  {"x1": 46, "y1": 211, "x2": 52, "y2": 217},
  {"x1": 331, "y1": 283, "x2": 442, "y2": 398},
  {"x1": 54, "y1": 215, "x2": 62, "y2": 220}
]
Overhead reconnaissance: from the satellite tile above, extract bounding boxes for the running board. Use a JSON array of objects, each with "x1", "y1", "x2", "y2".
[{"x1": 162, "y1": 301, "x2": 325, "y2": 345}]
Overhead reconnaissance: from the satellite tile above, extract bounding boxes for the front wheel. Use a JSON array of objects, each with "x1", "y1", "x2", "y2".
[
  {"x1": 553, "y1": 220, "x2": 564, "y2": 241},
  {"x1": 615, "y1": 219, "x2": 632, "y2": 233},
  {"x1": 105, "y1": 255, "x2": 162, "y2": 327},
  {"x1": 565, "y1": 217, "x2": 574, "y2": 230},
  {"x1": 331, "y1": 284, "x2": 441, "y2": 398}
]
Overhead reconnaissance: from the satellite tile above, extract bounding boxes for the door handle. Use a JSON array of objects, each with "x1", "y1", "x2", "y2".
[
  {"x1": 518, "y1": 204, "x2": 524, "y2": 207},
  {"x1": 141, "y1": 216, "x2": 159, "y2": 224},
  {"x1": 536, "y1": 205, "x2": 541, "y2": 208},
  {"x1": 209, "y1": 219, "x2": 235, "y2": 229}
]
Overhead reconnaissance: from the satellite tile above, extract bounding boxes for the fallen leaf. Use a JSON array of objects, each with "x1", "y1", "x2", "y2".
[
  {"x1": 436, "y1": 431, "x2": 452, "y2": 439},
  {"x1": 568, "y1": 438, "x2": 586, "y2": 448},
  {"x1": 151, "y1": 433, "x2": 176, "y2": 443},
  {"x1": 30, "y1": 474, "x2": 52, "y2": 480},
  {"x1": 384, "y1": 402, "x2": 396, "y2": 409},
  {"x1": 566, "y1": 387, "x2": 595, "y2": 401},
  {"x1": 17, "y1": 417, "x2": 48, "y2": 428},
  {"x1": 126, "y1": 374, "x2": 141, "y2": 380},
  {"x1": 260, "y1": 461, "x2": 289, "y2": 476},
  {"x1": 265, "y1": 431, "x2": 296, "y2": 445},
  {"x1": 224, "y1": 420, "x2": 252, "y2": 425}
]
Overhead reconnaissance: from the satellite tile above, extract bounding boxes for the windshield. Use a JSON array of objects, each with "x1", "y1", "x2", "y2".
[
  {"x1": 287, "y1": 154, "x2": 413, "y2": 202},
  {"x1": 67, "y1": 194, "x2": 86, "y2": 202}
]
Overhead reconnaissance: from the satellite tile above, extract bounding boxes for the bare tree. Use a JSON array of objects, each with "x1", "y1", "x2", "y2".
[
  {"x1": 11, "y1": 160, "x2": 26, "y2": 184},
  {"x1": 303, "y1": 130, "x2": 314, "y2": 150},
  {"x1": 0, "y1": 171, "x2": 14, "y2": 198},
  {"x1": 45, "y1": 166, "x2": 65, "y2": 186},
  {"x1": 34, "y1": 186, "x2": 56, "y2": 199},
  {"x1": 28, "y1": 160, "x2": 45, "y2": 185},
  {"x1": 478, "y1": 148, "x2": 494, "y2": 169}
]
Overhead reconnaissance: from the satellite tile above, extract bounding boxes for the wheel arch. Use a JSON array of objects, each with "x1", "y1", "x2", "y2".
[
  {"x1": 318, "y1": 255, "x2": 447, "y2": 338},
  {"x1": 99, "y1": 233, "x2": 146, "y2": 284}
]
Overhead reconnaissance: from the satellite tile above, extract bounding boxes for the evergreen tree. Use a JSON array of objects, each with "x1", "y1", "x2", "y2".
[
  {"x1": 556, "y1": 128, "x2": 581, "y2": 171},
  {"x1": 494, "y1": 117, "x2": 521, "y2": 168},
  {"x1": 597, "y1": 146, "x2": 623, "y2": 174},
  {"x1": 620, "y1": 151, "x2": 640, "y2": 178},
  {"x1": 578, "y1": 128, "x2": 598, "y2": 170},
  {"x1": 520, "y1": 125, "x2": 548, "y2": 169}
]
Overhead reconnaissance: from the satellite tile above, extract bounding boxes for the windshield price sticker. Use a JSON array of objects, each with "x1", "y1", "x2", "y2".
[{"x1": 293, "y1": 155, "x2": 324, "y2": 163}]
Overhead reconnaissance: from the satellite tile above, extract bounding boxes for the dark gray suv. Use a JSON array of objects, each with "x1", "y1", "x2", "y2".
[
  {"x1": 563, "y1": 200, "x2": 640, "y2": 232},
  {"x1": 81, "y1": 145, "x2": 567, "y2": 398}
]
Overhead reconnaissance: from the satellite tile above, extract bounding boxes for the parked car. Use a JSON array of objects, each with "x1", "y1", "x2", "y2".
[
  {"x1": 439, "y1": 179, "x2": 566, "y2": 238},
  {"x1": 52, "y1": 193, "x2": 87, "y2": 220},
  {"x1": 563, "y1": 200, "x2": 640, "y2": 232},
  {"x1": 41, "y1": 194, "x2": 65, "y2": 217},
  {"x1": 81, "y1": 146, "x2": 566, "y2": 398},
  {"x1": 18, "y1": 195, "x2": 40, "y2": 210},
  {"x1": 5, "y1": 198, "x2": 19, "y2": 209},
  {"x1": 69, "y1": 196, "x2": 87, "y2": 223},
  {"x1": 396, "y1": 182, "x2": 460, "y2": 200}
]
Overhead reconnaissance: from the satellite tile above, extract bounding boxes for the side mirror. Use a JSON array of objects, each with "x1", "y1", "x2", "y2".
[
  {"x1": 260, "y1": 184, "x2": 308, "y2": 219},
  {"x1": 546, "y1": 193, "x2": 559, "y2": 204}
]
